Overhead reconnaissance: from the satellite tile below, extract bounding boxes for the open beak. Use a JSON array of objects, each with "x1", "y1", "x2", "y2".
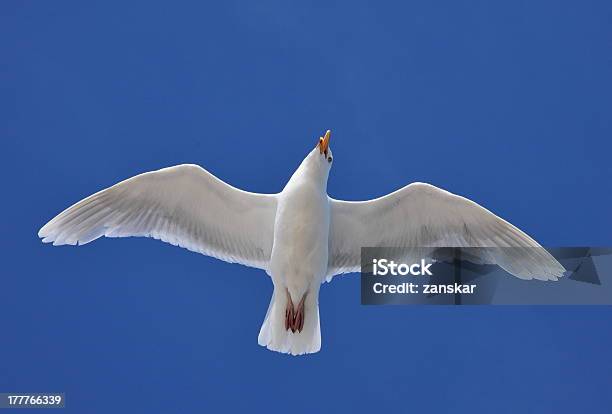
[{"x1": 319, "y1": 130, "x2": 331, "y2": 154}]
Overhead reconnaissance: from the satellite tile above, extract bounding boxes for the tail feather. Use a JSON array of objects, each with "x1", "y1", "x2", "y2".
[{"x1": 258, "y1": 287, "x2": 321, "y2": 355}]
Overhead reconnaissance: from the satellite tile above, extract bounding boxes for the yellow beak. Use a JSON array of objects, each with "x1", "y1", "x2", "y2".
[{"x1": 319, "y1": 130, "x2": 331, "y2": 154}]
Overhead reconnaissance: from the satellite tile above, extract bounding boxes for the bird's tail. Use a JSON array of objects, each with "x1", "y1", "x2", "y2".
[{"x1": 258, "y1": 287, "x2": 321, "y2": 356}]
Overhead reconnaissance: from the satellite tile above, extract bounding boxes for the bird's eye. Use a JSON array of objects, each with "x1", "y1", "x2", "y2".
[{"x1": 328, "y1": 156, "x2": 333, "y2": 163}]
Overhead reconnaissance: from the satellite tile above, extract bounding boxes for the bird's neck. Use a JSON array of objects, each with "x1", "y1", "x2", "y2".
[{"x1": 286, "y1": 151, "x2": 329, "y2": 192}]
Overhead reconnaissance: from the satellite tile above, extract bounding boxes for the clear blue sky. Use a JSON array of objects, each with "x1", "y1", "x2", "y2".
[{"x1": 1, "y1": 1, "x2": 611, "y2": 413}]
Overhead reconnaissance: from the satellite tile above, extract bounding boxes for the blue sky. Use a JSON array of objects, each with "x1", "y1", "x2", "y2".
[{"x1": 1, "y1": 1, "x2": 611, "y2": 412}]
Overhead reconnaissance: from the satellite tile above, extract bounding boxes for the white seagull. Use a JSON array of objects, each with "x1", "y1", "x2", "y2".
[{"x1": 39, "y1": 130, "x2": 565, "y2": 355}]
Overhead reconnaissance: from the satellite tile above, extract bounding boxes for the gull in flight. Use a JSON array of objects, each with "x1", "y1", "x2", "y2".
[{"x1": 39, "y1": 130, "x2": 565, "y2": 355}]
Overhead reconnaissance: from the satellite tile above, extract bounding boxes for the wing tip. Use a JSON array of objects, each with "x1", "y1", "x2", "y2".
[
  {"x1": 39, "y1": 224, "x2": 55, "y2": 243},
  {"x1": 38, "y1": 223, "x2": 50, "y2": 239},
  {"x1": 532, "y1": 263, "x2": 567, "y2": 281}
]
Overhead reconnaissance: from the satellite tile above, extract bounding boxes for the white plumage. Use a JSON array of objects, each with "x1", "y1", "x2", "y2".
[
  {"x1": 39, "y1": 130, "x2": 565, "y2": 355},
  {"x1": 40, "y1": 164, "x2": 277, "y2": 269}
]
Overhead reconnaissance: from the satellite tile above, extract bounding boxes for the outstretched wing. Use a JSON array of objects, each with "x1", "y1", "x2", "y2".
[
  {"x1": 39, "y1": 164, "x2": 277, "y2": 271},
  {"x1": 328, "y1": 182, "x2": 565, "y2": 281}
]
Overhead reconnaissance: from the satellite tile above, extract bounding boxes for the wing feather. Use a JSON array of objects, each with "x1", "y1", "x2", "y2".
[
  {"x1": 328, "y1": 182, "x2": 564, "y2": 281},
  {"x1": 39, "y1": 164, "x2": 277, "y2": 271}
]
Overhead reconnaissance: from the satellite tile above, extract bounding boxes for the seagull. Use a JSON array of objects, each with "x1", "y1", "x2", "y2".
[{"x1": 39, "y1": 130, "x2": 565, "y2": 355}]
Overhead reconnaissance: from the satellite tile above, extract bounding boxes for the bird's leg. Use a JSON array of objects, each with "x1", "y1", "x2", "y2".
[
  {"x1": 285, "y1": 289, "x2": 307, "y2": 333},
  {"x1": 285, "y1": 288, "x2": 295, "y2": 332},
  {"x1": 292, "y1": 294, "x2": 306, "y2": 333}
]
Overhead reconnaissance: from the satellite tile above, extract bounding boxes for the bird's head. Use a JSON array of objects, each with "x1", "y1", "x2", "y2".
[
  {"x1": 290, "y1": 129, "x2": 334, "y2": 188},
  {"x1": 315, "y1": 129, "x2": 333, "y2": 166}
]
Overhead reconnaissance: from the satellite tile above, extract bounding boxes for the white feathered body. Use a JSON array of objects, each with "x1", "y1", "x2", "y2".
[
  {"x1": 272, "y1": 163, "x2": 329, "y2": 298},
  {"x1": 258, "y1": 155, "x2": 330, "y2": 354}
]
